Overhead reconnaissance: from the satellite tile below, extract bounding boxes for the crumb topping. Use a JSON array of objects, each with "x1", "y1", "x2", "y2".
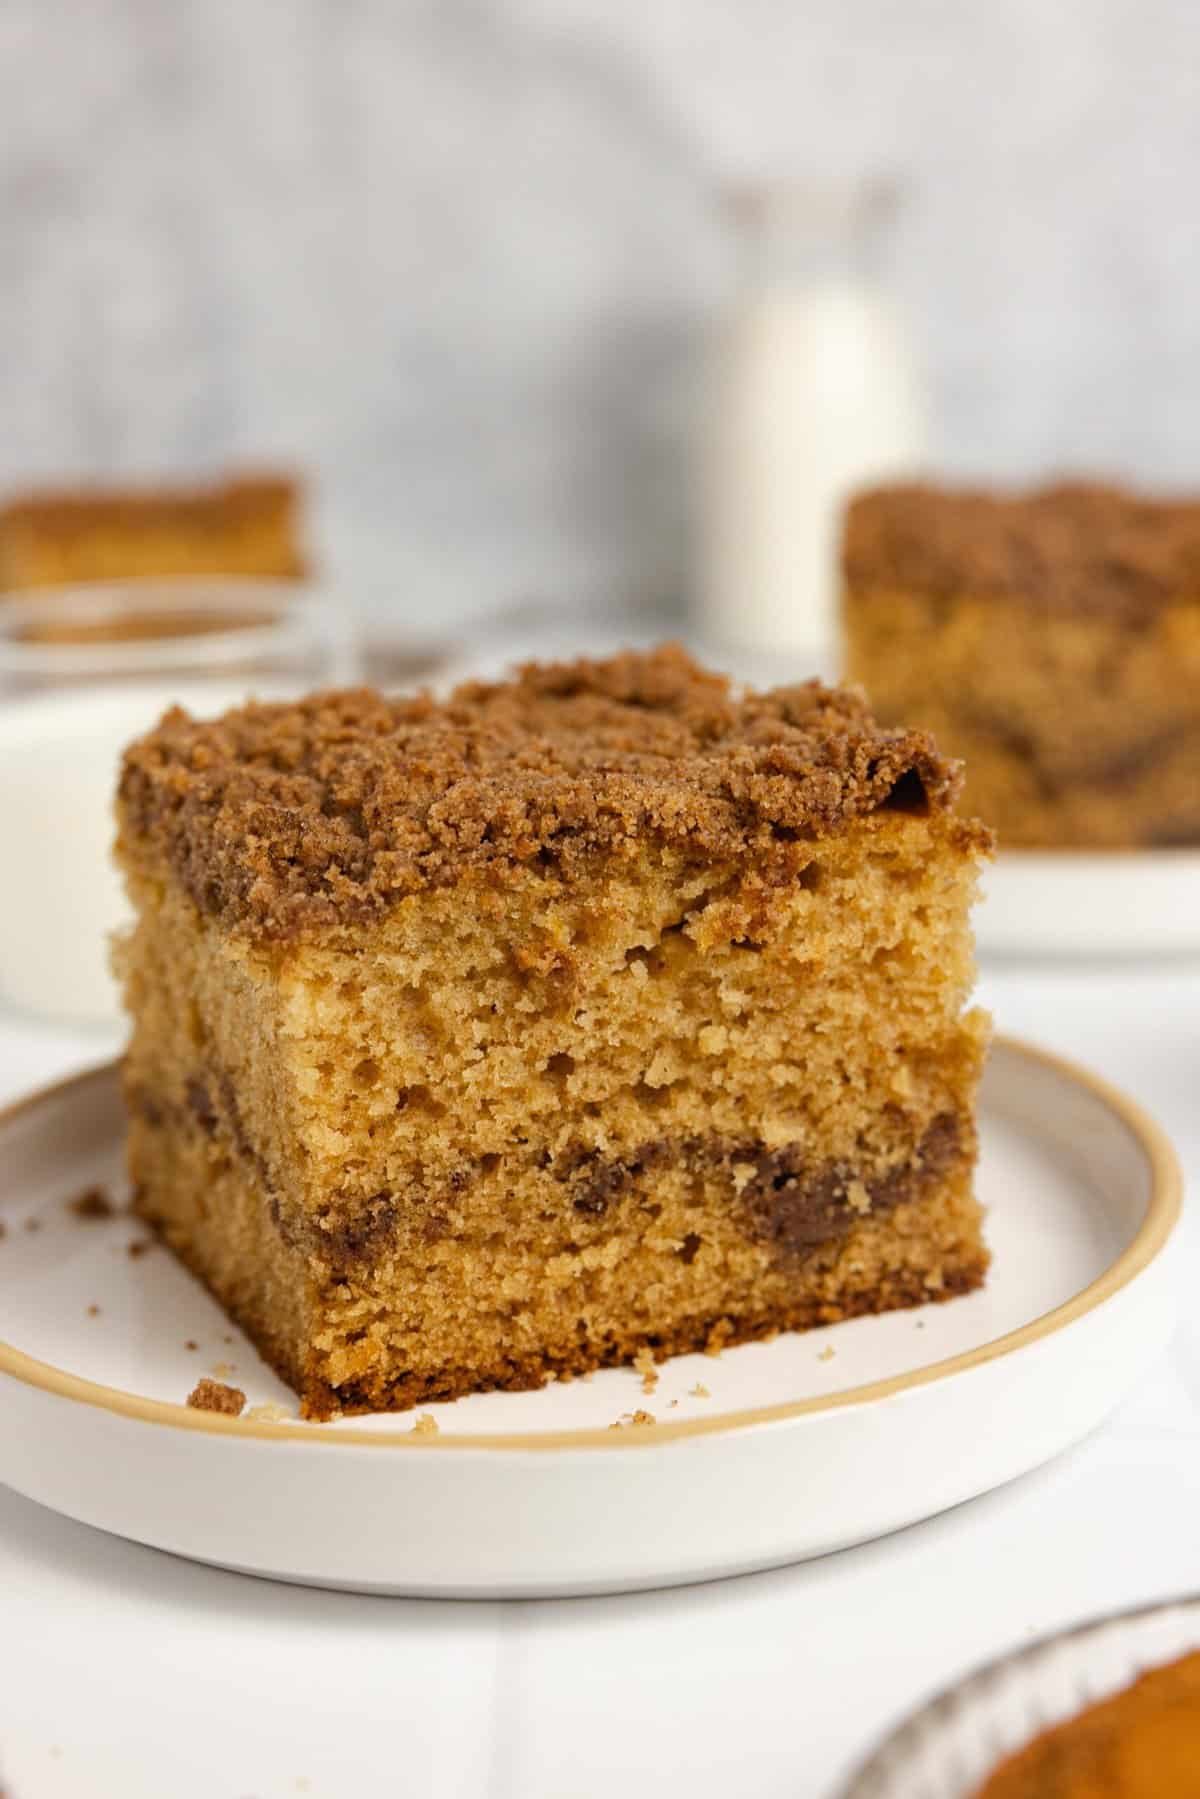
[
  {"x1": 119, "y1": 645, "x2": 971, "y2": 941},
  {"x1": 67, "y1": 1185, "x2": 116, "y2": 1220},
  {"x1": 187, "y1": 1377, "x2": 246, "y2": 1416},
  {"x1": 609, "y1": 1408, "x2": 658, "y2": 1430},
  {"x1": 844, "y1": 481, "x2": 1200, "y2": 618}
]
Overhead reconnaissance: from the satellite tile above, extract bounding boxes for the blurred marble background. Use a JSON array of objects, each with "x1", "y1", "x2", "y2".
[{"x1": 0, "y1": 0, "x2": 1196, "y2": 623}]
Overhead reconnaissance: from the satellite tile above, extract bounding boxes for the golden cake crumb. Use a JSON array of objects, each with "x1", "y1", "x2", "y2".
[
  {"x1": 609, "y1": 1409, "x2": 657, "y2": 1429},
  {"x1": 85, "y1": 1304, "x2": 100, "y2": 1318},
  {"x1": 817, "y1": 1345, "x2": 836, "y2": 1362},
  {"x1": 67, "y1": 1185, "x2": 116, "y2": 1220},
  {"x1": 245, "y1": 1402, "x2": 294, "y2": 1423},
  {"x1": 689, "y1": 1383, "x2": 711, "y2": 1399},
  {"x1": 411, "y1": 1412, "x2": 439, "y2": 1436},
  {"x1": 187, "y1": 1377, "x2": 246, "y2": 1416},
  {"x1": 633, "y1": 1347, "x2": 660, "y2": 1393}
]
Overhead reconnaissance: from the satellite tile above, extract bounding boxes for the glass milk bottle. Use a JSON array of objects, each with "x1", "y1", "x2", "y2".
[{"x1": 696, "y1": 177, "x2": 927, "y2": 670}]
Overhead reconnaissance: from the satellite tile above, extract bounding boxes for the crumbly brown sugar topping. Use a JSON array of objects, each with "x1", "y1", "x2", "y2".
[
  {"x1": 843, "y1": 481, "x2": 1200, "y2": 617},
  {"x1": 119, "y1": 645, "x2": 972, "y2": 939}
]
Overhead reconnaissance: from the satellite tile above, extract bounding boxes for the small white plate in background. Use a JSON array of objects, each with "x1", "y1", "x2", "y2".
[{"x1": 977, "y1": 849, "x2": 1200, "y2": 960}]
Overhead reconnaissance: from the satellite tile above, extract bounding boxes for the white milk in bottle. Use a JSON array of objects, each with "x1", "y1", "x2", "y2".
[{"x1": 696, "y1": 178, "x2": 927, "y2": 671}]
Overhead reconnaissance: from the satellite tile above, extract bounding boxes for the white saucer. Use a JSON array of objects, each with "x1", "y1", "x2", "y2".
[
  {"x1": 977, "y1": 848, "x2": 1200, "y2": 959},
  {"x1": 0, "y1": 1040, "x2": 1180, "y2": 1598}
]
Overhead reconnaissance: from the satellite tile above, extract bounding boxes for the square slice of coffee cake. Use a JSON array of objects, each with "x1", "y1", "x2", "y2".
[
  {"x1": 117, "y1": 646, "x2": 991, "y2": 1418},
  {"x1": 843, "y1": 481, "x2": 1200, "y2": 848},
  {"x1": 0, "y1": 470, "x2": 306, "y2": 590}
]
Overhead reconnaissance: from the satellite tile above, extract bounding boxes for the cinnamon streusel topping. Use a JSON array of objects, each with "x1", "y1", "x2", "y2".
[
  {"x1": 118, "y1": 644, "x2": 974, "y2": 941},
  {"x1": 844, "y1": 481, "x2": 1200, "y2": 619}
]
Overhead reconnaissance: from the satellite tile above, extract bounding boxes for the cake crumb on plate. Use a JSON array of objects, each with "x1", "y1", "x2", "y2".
[
  {"x1": 689, "y1": 1382, "x2": 711, "y2": 1399},
  {"x1": 609, "y1": 1409, "x2": 657, "y2": 1429},
  {"x1": 411, "y1": 1412, "x2": 439, "y2": 1436},
  {"x1": 245, "y1": 1402, "x2": 294, "y2": 1423},
  {"x1": 67, "y1": 1185, "x2": 115, "y2": 1220},
  {"x1": 187, "y1": 1378, "x2": 246, "y2": 1416}
]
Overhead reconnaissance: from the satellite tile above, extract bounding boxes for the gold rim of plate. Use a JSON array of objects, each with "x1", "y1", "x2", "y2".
[{"x1": 0, "y1": 1036, "x2": 1181, "y2": 1453}]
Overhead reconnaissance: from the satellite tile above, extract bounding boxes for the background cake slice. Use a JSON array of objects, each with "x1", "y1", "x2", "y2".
[
  {"x1": 842, "y1": 480, "x2": 1200, "y2": 848},
  {"x1": 0, "y1": 470, "x2": 306, "y2": 591},
  {"x1": 116, "y1": 646, "x2": 991, "y2": 1419}
]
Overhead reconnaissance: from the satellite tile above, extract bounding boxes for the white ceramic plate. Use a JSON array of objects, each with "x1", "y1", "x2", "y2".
[
  {"x1": 977, "y1": 848, "x2": 1200, "y2": 959},
  {"x1": 0, "y1": 1039, "x2": 1180, "y2": 1599},
  {"x1": 840, "y1": 1593, "x2": 1200, "y2": 1796}
]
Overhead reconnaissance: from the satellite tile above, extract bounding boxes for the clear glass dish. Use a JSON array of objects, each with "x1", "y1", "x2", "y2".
[
  {"x1": 840, "y1": 1595, "x2": 1200, "y2": 1797},
  {"x1": 0, "y1": 576, "x2": 354, "y2": 697},
  {"x1": 0, "y1": 578, "x2": 356, "y2": 1028}
]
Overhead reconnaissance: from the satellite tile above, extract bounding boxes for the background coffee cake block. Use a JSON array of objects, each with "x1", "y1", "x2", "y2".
[
  {"x1": 116, "y1": 647, "x2": 990, "y2": 1419},
  {"x1": 843, "y1": 482, "x2": 1200, "y2": 849},
  {"x1": 0, "y1": 471, "x2": 305, "y2": 590}
]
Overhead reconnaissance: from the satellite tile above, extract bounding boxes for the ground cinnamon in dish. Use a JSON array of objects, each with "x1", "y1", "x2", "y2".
[
  {"x1": 974, "y1": 1648, "x2": 1200, "y2": 1796},
  {"x1": 116, "y1": 646, "x2": 991, "y2": 1420}
]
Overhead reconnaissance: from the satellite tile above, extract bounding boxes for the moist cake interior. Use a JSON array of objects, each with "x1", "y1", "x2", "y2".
[{"x1": 118, "y1": 651, "x2": 990, "y2": 1417}]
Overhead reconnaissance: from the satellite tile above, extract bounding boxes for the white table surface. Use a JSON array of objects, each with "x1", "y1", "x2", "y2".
[{"x1": 1, "y1": 957, "x2": 1198, "y2": 1799}]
